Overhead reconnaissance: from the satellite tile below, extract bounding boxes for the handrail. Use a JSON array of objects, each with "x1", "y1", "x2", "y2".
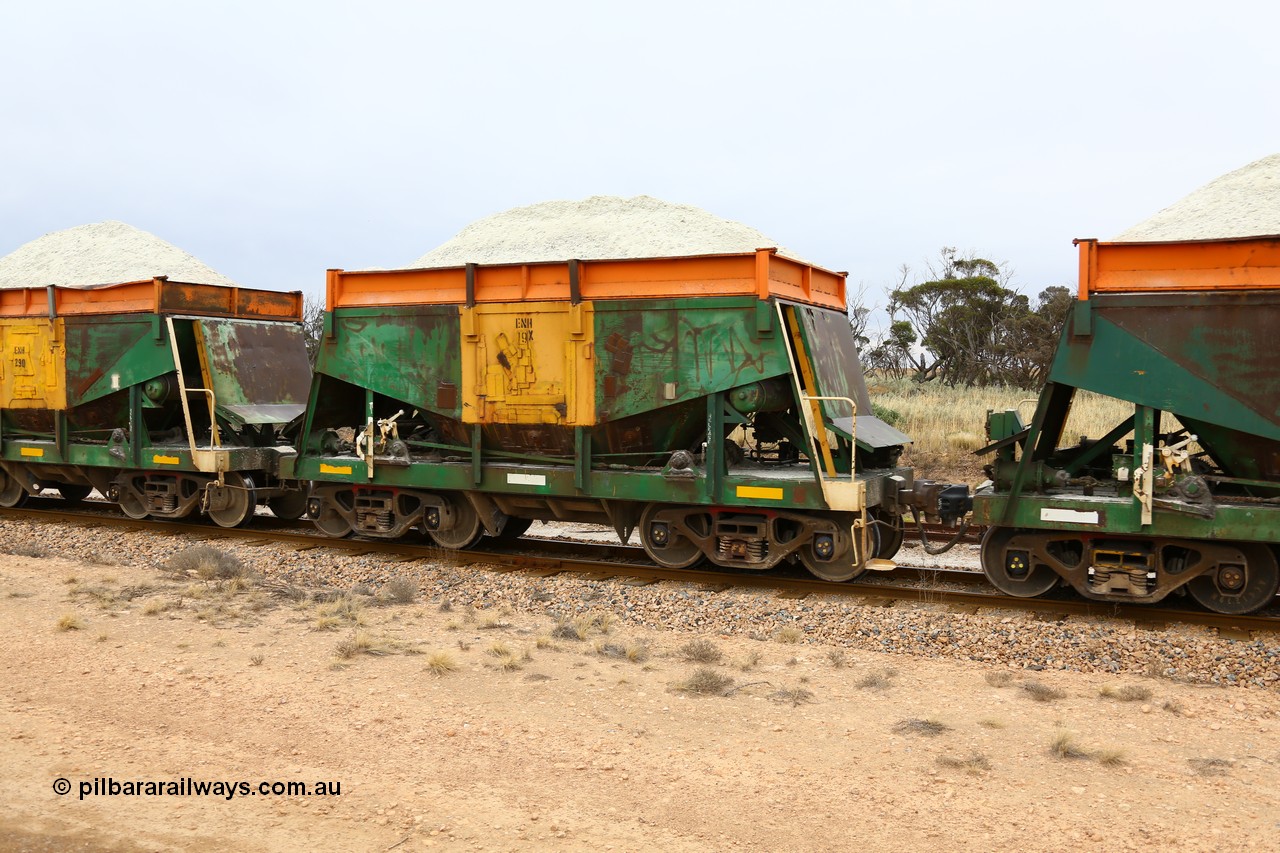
[{"x1": 798, "y1": 394, "x2": 858, "y2": 481}]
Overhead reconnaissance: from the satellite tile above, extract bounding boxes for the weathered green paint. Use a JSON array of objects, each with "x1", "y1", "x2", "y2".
[
  {"x1": 301, "y1": 293, "x2": 909, "y2": 518},
  {"x1": 63, "y1": 316, "x2": 175, "y2": 407},
  {"x1": 197, "y1": 318, "x2": 310, "y2": 425},
  {"x1": 294, "y1": 451, "x2": 895, "y2": 512},
  {"x1": 975, "y1": 288, "x2": 1280, "y2": 548},
  {"x1": 316, "y1": 305, "x2": 462, "y2": 420},
  {"x1": 974, "y1": 489, "x2": 1280, "y2": 544}
]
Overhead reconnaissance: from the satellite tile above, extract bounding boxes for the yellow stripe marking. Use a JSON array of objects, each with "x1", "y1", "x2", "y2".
[
  {"x1": 153, "y1": 455, "x2": 181, "y2": 465},
  {"x1": 319, "y1": 463, "x2": 353, "y2": 475},
  {"x1": 19, "y1": 447, "x2": 44, "y2": 458},
  {"x1": 736, "y1": 485, "x2": 784, "y2": 500}
]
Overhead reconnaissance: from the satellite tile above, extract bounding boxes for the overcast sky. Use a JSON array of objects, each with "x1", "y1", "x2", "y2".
[{"x1": 3, "y1": 0, "x2": 1277, "y2": 311}]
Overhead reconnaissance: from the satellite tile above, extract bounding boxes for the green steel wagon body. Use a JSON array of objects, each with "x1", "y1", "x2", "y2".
[
  {"x1": 0, "y1": 278, "x2": 312, "y2": 526},
  {"x1": 297, "y1": 250, "x2": 956, "y2": 580},
  {"x1": 973, "y1": 236, "x2": 1280, "y2": 614}
]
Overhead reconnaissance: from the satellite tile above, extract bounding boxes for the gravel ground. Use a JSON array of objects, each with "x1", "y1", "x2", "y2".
[{"x1": 3, "y1": 517, "x2": 1277, "y2": 689}]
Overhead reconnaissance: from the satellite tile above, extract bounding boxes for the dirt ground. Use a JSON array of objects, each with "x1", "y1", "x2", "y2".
[{"x1": 2, "y1": 551, "x2": 1278, "y2": 852}]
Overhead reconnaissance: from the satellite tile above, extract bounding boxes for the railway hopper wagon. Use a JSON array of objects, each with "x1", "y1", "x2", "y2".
[
  {"x1": 298, "y1": 249, "x2": 966, "y2": 581},
  {"x1": 0, "y1": 278, "x2": 312, "y2": 526},
  {"x1": 975, "y1": 236, "x2": 1280, "y2": 614}
]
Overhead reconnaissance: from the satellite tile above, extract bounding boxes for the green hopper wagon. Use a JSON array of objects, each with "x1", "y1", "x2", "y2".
[
  {"x1": 0, "y1": 278, "x2": 312, "y2": 526},
  {"x1": 974, "y1": 236, "x2": 1280, "y2": 614},
  {"x1": 298, "y1": 250, "x2": 964, "y2": 580}
]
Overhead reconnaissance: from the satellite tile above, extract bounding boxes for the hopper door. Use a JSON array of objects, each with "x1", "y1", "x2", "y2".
[
  {"x1": 778, "y1": 303, "x2": 865, "y2": 515},
  {"x1": 192, "y1": 317, "x2": 311, "y2": 427}
]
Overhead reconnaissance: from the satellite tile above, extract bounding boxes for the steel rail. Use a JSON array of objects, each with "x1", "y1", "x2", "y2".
[{"x1": 1, "y1": 504, "x2": 1275, "y2": 637}]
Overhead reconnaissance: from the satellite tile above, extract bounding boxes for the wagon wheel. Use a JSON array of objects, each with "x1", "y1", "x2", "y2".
[
  {"x1": 639, "y1": 504, "x2": 704, "y2": 569},
  {"x1": 0, "y1": 470, "x2": 28, "y2": 508},
  {"x1": 313, "y1": 503, "x2": 353, "y2": 538},
  {"x1": 115, "y1": 479, "x2": 149, "y2": 519},
  {"x1": 426, "y1": 496, "x2": 484, "y2": 550},
  {"x1": 872, "y1": 508, "x2": 905, "y2": 560},
  {"x1": 206, "y1": 473, "x2": 257, "y2": 528},
  {"x1": 57, "y1": 483, "x2": 93, "y2": 503},
  {"x1": 798, "y1": 521, "x2": 878, "y2": 582},
  {"x1": 980, "y1": 526, "x2": 1061, "y2": 598},
  {"x1": 1186, "y1": 543, "x2": 1280, "y2": 615},
  {"x1": 268, "y1": 486, "x2": 310, "y2": 521},
  {"x1": 490, "y1": 516, "x2": 533, "y2": 542}
]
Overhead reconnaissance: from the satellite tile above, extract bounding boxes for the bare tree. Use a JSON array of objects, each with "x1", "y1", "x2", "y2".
[{"x1": 301, "y1": 294, "x2": 325, "y2": 367}]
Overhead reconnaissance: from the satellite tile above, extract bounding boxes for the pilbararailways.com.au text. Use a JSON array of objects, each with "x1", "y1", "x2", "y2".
[{"x1": 55, "y1": 777, "x2": 342, "y2": 801}]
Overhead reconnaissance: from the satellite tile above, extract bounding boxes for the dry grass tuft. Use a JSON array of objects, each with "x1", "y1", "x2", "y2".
[
  {"x1": 770, "y1": 686, "x2": 815, "y2": 706},
  {"x1": 488, "y1": 650, "x2": 525, "y2": 672},
  {"x1": 315, "y1": 594, "x2": 364, "y2": 627},
  {"x1": 164, "y1": 546, "x2": 246, "y2": 580},
  {"x1": 1188, "y1": 758, "x2": 1233, "y2": 777},
  {"x1": 1099, "y1": 684, "x2": 1152, "y2": 702},
  {"x1": 1096, "y1": 748, "x2": 1127, "y2": 767},
  {"x1": 6, "y1": 543, "x2": 50, "y2": 558},
  {"x1": 624, "y1": 642, "x2": 649, "y2": 663},
  {"x1": 857, "y1": 668, "x2": 896, "y2": 690},
  {"x1": 142, "y1": 599, "x2": 175, "y2": 617},
  {"x1": 535, "y1": 634, "x2": 553, "y2": 649},
  {"x1": 674, "y1": 667, "x2": 735, "y2": 697},
  {"x1": 426, "y1": 652, "x2": 459, "y2": 676},
  {"x1": 334, "y1": 630, "x2": 391, "y2": 659},
  {"x1": 774, "y1": 626, "x2": 803, "y2": 644},
  {"x1": 678, "y1": 638, "x2": 724, "y2": 664},
  {"x1": 937, "y1": 752, "x2": 991, "y2": 774},
  {"x1": 486, "y1": 640, "x2": 513, "y2": 659},
  {"x1": 248, "y1": 654, "x2": 264, "y2": 667},
  {"x1": 1049, "y1": 731, "x2": 1089, "y2": 759},
  {"x1": 56, "y1": 613, "x2": 83, "y2": 631},
  {"x1": 479, "y1": 614, "x2": 512, "y2": 630},
  {"x1": 595, "y1": 641, "x2": 628, "y2": 659},
  {"x1": 826, "y1": 649, "x2": 847, "y2": 668},
  {"x1": 552, "y1": 619, "x2": 589, "y2": 641},
  {"x1": 892, "y1": 718, "x2": 951, "y2": 737},
  {"x1": 1021, "y1": 680, "x2": 1066, "y2": 702},
  {"x1": 984, "y1": 671, "x2": 1014, "y2": 687},
  {"x1": 381, "y1": 576, "x2": 418, "y2": 604}
]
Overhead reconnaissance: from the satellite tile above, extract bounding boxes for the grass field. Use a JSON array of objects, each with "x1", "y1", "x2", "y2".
[{"x1": 866, "y1": 377, "x2": 1136, "y2": 484}]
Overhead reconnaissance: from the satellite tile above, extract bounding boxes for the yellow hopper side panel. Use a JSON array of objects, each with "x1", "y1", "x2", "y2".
[
  {"x1": 0, "y1": 318, "x2": 67, "y2": 410},
  {"x1": 460, "y1": 301, "x2": 595, "y2": 426}
]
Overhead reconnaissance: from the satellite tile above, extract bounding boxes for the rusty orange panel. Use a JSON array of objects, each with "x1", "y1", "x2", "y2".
[
  {"x1": 1077, "y1": 236, "x2": 1280, "y2": 298},
  {"x1": 328, "y1": 250, "x2": 847, "y2": 311},
  {"x1": 0, "y1": 279, "x2": 301, "y2": 320}
]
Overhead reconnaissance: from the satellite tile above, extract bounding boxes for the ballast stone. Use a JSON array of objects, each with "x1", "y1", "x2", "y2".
[
  {"x1": 1114, "y1": 153, "x2": 1280, "y2": 242},
  {"x1": 0, "y1": 220, "x2": 238, "y2": 289},
  {"x1": 410, "y1": 195, "x2": 804, "y2": 267}
]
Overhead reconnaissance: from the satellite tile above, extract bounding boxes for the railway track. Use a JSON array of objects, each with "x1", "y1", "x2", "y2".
[{"x1": 2, "y1": 503, "x2": 1276, "y2": 639}]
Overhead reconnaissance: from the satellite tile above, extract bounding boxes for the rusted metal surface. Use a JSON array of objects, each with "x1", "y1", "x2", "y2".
[
  {"x1": 196, "y1": 319, "x2": 310, "y2": 425},
  {"x1": 327, "y1": 250, "x2": 847, "y2": 312},
  {"x1": 1077, "y1": 236, "x2": 1280, "y2": 299},
  {"x1": 0, "y1": 279, "x2": 302, "y2": 320},
  {"x1": 1057, "y1": 291, "x2": 1280, "y2": 481}
]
